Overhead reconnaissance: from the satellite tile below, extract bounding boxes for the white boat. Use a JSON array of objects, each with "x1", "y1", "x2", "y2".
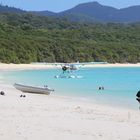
[{"x1": 14, "y1": 83, "x2": 54, "y2": 95}]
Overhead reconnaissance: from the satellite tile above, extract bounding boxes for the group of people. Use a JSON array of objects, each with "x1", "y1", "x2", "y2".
[{"x1": 98, "y1": 86, "x2": 104, "y2": 90}]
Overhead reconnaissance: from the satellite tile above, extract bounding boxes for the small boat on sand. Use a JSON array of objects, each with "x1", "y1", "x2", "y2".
[{"x1": 14, "y1": 83, "x2": 54, "y2": 95}]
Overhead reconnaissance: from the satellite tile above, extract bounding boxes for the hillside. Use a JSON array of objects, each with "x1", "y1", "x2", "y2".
[
  {"x1": 59, "y1": 2, "x2": 118, "y2": 22},
  {"x1": 37, "y1": 2, "x2": 140, "y2": 23},
  {"x1": 1, "y1": 3, "x2": 140, "y2": 23},
  {"x1": 0, "y1": 12, "x2": 140, "y2": 63},
  {"x1": 32, "y1": 10, "x2": 56, "y2": 17},
  {"x1": 0, "y1": 4, "x2": 24, "y2": 13}
]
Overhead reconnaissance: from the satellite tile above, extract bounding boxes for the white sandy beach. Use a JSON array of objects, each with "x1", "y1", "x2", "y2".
[
  {"x1": 0, "y1": 63, "x2": 140, "y2": 140},
  {"x1": 1, "y1": 62, "x2": 140, "y2": 71}
]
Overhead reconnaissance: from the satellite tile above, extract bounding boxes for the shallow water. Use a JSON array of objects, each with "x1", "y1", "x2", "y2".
[{"x1": 1, "y1": 67, "x2": 140, "y2": 109}]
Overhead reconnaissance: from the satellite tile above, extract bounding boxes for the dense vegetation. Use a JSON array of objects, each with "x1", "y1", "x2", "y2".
[{"x1": 0, "y1": 12, "x2": 140, "y2": 63}]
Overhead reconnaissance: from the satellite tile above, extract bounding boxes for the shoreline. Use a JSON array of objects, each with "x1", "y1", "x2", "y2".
[
  {"x1": 0, "y1": 83, "x2": 140, "y2": 140},
  {"x1": 0, "y1": 63, "x2": 140, "y2": 71},
  {"x1": 0, "y1": 63, "x2": 140, "y2": 140}
]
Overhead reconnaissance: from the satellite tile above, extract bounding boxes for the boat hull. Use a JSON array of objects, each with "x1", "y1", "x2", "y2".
[{"x1": 14, "y1": 83, "x2": 53, "y2": 95}]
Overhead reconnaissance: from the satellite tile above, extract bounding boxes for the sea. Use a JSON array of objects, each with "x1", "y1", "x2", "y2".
[{"x1": 1, "y1": 67, "x2": 140, "y2": 110}]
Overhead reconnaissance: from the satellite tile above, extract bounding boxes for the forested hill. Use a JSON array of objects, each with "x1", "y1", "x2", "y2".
[
  {"x1": 0, "y1": 4, "x2": 24, "y2": 13},
  {"x1": 0, "y1": 12, "x2": 140, "y2": 63},
  {"x1": 2, "y1": 2, "x2": 140, "y2": 23},
  {"x1": 36, "y1": 2, "x2": 140, "y2": 23}
]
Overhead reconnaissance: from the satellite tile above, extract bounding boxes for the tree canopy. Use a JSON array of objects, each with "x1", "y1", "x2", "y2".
[{"x1": 0, "y1": 13, "x2": 140, "y2": 63}]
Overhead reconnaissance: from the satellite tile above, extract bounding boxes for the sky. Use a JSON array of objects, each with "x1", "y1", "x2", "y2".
[{"x1": 1, "y1": 0, "x2": 140, "y2": 12}]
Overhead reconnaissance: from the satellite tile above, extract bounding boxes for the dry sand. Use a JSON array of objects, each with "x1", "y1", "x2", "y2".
[
  {"x1": 0, "y1": 63, "x2": 140, "y2": 140},
  {"x1": 0, "y1": 62, "x2": 140, "y2": 71}
]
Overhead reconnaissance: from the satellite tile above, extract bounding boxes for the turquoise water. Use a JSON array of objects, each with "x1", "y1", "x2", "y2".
[{"x1": 1, "y1": 67, "x2": 140, "y2": 109}]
